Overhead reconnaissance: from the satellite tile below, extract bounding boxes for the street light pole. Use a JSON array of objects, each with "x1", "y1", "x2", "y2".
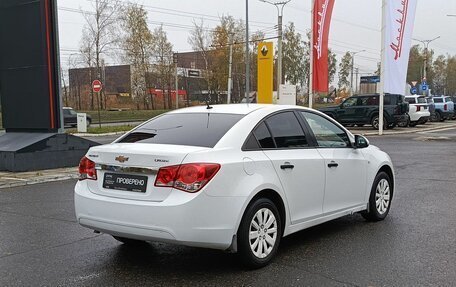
[
  {"x1": 413, "y1": 36, "x2": 440, "y2": 95},
  {"x1": 227, "y1": 34, "x2": 234, "y2": 104},
  {"x1": 260, "y1": 0, "x2": 291, "y2": 100},
  {"x1": 349, "y1": 50, "x2": 365, "y2": 96},
  {"x1": 245, "y1": 0, "x2": 250, "y2": 103}
]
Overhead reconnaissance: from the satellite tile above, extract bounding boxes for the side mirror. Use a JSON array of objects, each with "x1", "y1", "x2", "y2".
[{"x1": 354, "y1": 135, "x2": 369, "y2": 149}]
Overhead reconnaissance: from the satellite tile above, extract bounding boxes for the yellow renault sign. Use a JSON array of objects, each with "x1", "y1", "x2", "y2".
[{"x1": 257, "y1": 42, "x2": 273, "y2": 104}]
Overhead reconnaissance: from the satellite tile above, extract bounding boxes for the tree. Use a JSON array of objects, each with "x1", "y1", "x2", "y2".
[
  {"x1": 152, "y1": 25, "x2": 174, "y2": 109},
  {"x1": 81, "y1": 0, "x2": 121, "y2": 110},
  {"x1": 121, "y1": 3, "x2": 154, "y2": 109},
  {"x1": 432, "y1": 55, "x2": 447, "y2": 95},
  {"x1": 328, "y1": 49, "x2": 337, "y2": 85},
  {"x1": 210, "y1": 16, "x2": 245, "y2": 103},
  {"x1": 338, "y1": 52, "x2": 352, "y2": 90},
  {"x1": 446, "y1": 56, "x2": 456, "y2": 96},
  {"x1": 282, "y1": 22, "x2": 306, "y2": 86}
]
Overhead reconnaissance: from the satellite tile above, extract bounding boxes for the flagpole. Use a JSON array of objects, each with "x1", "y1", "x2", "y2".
[
  {"x1": 309, "y1": 0, "x2": 314, "y2": 109},
  {"x1": 379, "y1": 0, "x2": 386, "y2": 135}
]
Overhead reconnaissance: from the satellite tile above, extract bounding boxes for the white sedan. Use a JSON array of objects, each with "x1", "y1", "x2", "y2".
[{"x1": 75, "y1": 104, "x2": 394, "y2": 268}]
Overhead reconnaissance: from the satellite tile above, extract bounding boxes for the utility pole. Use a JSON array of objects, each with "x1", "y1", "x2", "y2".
[
  {"x1": 349, "y1": 50, "x2": 365, "y2": 96},
  {"x1": 173, "y1": 52, "x2": 179, "y2": 109},
  {"x1": 413, "y1": 36, "x2": 440, "y2": 96},
  {"x1": 227, "y1": 34, "x2": 234, "y2": 104},
  {"x1": 309, "y1": 0, "x2": 314, "y2": 108},
  {"x1": 355, "y1": 67, "x2": 359, "y2": 94},
  {"x1": 245, "y1": 0, "x2": 250, "y2": 103},
  {"x1": 379, "y1": 0, "x2": 386, "y2": 135},
  {"x1": 260, "y1": 0, "x2": 292, "y2": 100}
]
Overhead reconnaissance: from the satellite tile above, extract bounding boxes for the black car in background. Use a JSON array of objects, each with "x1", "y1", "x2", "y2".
[
  {"x1": 318, "y1": 94, "x2": 409, "y2": 129},
  {"x1": 63, "y1": 107, "x2": 92, "y2": 128}
]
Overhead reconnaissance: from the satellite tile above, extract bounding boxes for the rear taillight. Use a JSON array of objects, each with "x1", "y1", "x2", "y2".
[
  {"x1": 416, "y1": 105, "x2": 421, "y2": 112},
  {"x1": 155, "y1": 163, "x2": 220, "y2": 193},
  {"x1": 444, "y1": 104, "x2": 448, "y2": 111},
  {"x1": 79, "y1": 156, "x2": 97, "y2": 180}
]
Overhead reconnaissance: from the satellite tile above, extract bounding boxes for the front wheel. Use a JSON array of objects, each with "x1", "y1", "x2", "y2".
[
  {"x1": 238, "y1": 198, "x2": 282, "y2": 269},
  {"x1": 362, "y1": 172, "x2": 393, "y2": 221}
]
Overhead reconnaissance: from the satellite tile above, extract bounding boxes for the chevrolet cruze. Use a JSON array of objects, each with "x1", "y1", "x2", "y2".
[{"x1": 75, "y1": 104, "x2": 394, "y2": 268}]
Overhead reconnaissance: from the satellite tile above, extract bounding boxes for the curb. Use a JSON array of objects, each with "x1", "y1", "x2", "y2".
[
  {"x1": 352, "y1": 123, "x2": 456, "y2": 137},
  {"x1": 0, "y1": 174, "x2": 78, "y2": 190}
]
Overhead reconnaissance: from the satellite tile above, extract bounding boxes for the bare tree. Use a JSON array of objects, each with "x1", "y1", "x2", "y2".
[
  {"x1": 81, "y1": 0, "x2": 121, "y2": 110},
  {"x1": 152, "y1": 25, "x2": 174, "y2": 109}
]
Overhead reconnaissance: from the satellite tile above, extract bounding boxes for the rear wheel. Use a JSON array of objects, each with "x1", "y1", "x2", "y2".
[
  {"x1": 238, "y1": 198, "x2": 282, "y2": 269},
  {"x1": 371, "y1": 115, "x2": 388, "y2": 130},
  {"x1": 362, "y1": 172, "x2": 393, "y2": 221},
  {"x1": 435, "y1": 111, "x2": 443, "y2": 122}
]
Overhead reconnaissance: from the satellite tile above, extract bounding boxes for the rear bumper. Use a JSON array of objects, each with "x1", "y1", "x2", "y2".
[
  {"x1": 74, "y1": 181, "x2": 246, "y2": 250},
  {"x1": 409, "y1": 111, "x2": 430, "y2": 123}
]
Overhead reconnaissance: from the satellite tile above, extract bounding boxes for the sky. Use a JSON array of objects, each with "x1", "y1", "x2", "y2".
[{"x1": 58, "y1": 0, "x2": 456, "y2": 80}]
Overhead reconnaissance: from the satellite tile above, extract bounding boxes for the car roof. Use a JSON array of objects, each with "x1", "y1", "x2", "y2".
[{"x1": 166, "y1": 104, "x2": 309, "y2": 115}]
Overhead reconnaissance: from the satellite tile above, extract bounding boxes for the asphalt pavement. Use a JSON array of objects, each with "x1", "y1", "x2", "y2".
[{"x1": 0, "y1": 131, "x2": 455, "y2": 286}]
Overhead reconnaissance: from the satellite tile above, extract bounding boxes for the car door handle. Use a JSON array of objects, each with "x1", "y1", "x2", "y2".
[
  {"x1": 327, "y1": 162, "x2": 339, "y2": 168},
  {"x1": 280, "y1": 164, "x2": 294, "y2": 170}
]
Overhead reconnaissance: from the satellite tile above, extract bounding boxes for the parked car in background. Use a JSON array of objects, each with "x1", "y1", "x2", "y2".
[
  {"x1": 449, "y1": 96, "x2": 456, "y2": 120},
  {"x1": 425, "y1": 97, "x2": 437, "y2": 122},
  {"x1": 75, "y1": 104, "x2": 395, "y2": 268},
  {"x1": 63, "y1": 107, "x2": 92, "y2": 128},
  {"x1": 404, "y1": 96, "x2": 430, "y2": 127},
  {"x1": 318, "y1": 94, "x2": 409, "y2": 130},
  {"x1": 432, "y1": 96, "x2": 455, "y2": 121}
]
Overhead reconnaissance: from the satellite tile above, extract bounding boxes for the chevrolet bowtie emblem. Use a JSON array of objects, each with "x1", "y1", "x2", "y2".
[{"x1": 115, "y1": 156, "x2": 129, "y2": 163}]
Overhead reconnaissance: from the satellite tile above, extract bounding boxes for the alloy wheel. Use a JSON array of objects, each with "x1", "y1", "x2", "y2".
[
  {"x1": 375, "y1": 179, "x2": 390, "y2": 215},
  {"x1": 249, "y1": 208, "x2": 278, "y2": 259}
]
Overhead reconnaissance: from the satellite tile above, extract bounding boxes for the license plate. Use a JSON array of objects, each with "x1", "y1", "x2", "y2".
[{"x1": 103, "y1": 173, "x2": 148, "y2": 193}]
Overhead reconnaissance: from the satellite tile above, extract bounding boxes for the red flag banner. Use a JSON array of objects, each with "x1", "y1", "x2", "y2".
[{"x1": 312, "y1": 0, "x2": 335, "y2": 93}]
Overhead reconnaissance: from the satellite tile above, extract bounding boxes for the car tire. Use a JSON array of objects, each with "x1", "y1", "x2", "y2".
[
  {"x1": 435, "y1": 111, "x2": 442, "y2": 122},
  {"x1": 87, "y1": 119, "x2": 91, "y2": 128},
  {"x1": 361, "y1": 171, "x2": 393, "y2": 222},
  {"x1": 371, "y1": 115, "x2": 387, "y2": 130},
  {"x1": 238, "y1": 198, "x2": 282, "y2": 269},
  {"x1": 113, "y1": 236, "x2": 146, "y2": 245}
]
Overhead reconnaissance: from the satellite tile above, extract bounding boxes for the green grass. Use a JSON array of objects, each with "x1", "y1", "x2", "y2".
[
  {"x1": 0, "y1": 109, "x2": 168, "y2": 129},
  {"x1": 66, "y1": 124, "x2": 138, "y2": 134},
  {"x1": 85, "y1": 109, "x2": 168, "y2": 124}
]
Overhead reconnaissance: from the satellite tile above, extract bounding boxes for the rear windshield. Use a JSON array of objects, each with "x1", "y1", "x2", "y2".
[
  {"x1": 118, "y1": 113, "x2": 244, "y2": 147},
  {"x1": 434, "y1": 98, "x2": 444, "y2": 103}
]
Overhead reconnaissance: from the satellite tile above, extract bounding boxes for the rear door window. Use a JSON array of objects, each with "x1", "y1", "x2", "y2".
[
  {"x1": 118, "y1": 113, "x2": 243, "y2": 148},
  {"x1": 265, "y1": 112, "x2": 308, "y2": 148},
  {"x1": 253, "y1": 122, "x2": 275, "y2": 149}
]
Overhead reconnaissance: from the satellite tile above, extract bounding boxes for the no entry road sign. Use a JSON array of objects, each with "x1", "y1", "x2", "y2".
[{"x1": 92, "y1": 80, "x2": 103, "y2": 93}]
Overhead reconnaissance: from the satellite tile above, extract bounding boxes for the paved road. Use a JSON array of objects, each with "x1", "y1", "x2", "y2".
[{"x1": 1, "y1": 131, "x2": 456, "y2": 286}]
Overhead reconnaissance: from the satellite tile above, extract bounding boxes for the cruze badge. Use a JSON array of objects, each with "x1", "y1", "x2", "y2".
[{"x1": 115, "y1": 156, "x2": 129, "y2": 163}]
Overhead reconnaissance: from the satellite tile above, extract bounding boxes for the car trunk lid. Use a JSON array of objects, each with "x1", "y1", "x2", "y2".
[{"x1": 85, "y1": 143, "x2": 209, "y2": 202}]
